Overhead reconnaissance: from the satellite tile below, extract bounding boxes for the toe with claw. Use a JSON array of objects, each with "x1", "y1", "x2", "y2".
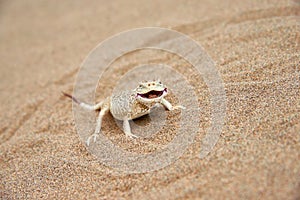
[
  {"x1": 173, "y1": 105, "x2": 186, "y2": 110},
  {"x1": 125, "y1": 132, "x2": 139, "y2": 139},
  {"x1": 86, "y1": 133, "x2": 99, "y2": 146}
]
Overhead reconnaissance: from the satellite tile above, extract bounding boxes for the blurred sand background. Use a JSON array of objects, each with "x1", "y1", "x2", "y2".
[{"x1": 0, "y1": 0, "x2": 299, "y2": 199}]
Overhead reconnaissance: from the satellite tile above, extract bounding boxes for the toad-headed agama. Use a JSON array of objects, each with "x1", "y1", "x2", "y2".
[{"x1": 63, "y1": 80, "x2": 185, "y2": 146}]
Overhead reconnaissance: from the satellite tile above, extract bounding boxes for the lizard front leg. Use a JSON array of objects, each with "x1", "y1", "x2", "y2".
[
  {"x1": 123, "y1": 119, "x2": 138, "y2": 139},
  {"x1": 160, "y1": 98, "x2": 185, "y2": 111}
]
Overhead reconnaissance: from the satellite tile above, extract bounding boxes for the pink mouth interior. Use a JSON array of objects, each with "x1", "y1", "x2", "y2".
[{"x1": 138, "y1": 89, "x2": 166, "y2": 99}]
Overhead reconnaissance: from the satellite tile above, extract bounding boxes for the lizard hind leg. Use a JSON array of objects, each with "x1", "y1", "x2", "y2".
[{"x1": 86, "y1": 106, "x2": 110, "y2": 146}]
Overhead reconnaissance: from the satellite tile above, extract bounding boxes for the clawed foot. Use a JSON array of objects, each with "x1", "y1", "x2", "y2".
[
  {"x1": 86, "y1": 133, "x2": 99, "y2": 146},
  {"x1": 172, "y1": 105, "x2": 186, "y2": 110},
  {"x1": 125, "y1": 132, "x2": 139, "y2": 139}
]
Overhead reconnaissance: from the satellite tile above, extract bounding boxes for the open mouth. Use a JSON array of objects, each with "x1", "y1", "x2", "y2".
[{"x1": 138, "y1": 88, "x2": 167, "y2": 99}]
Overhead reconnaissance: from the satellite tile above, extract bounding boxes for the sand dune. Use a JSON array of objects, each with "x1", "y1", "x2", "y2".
[{"x1": 0, "y1": 1, "x2": 299, "y2": 199}]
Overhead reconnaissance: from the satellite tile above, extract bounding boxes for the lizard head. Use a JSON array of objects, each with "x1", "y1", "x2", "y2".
[{"x1": 135, "y1": 80, "x2": 167, "y2": 104}]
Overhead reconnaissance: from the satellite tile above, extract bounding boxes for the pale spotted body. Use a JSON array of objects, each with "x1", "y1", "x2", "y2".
[
  {"x1": 63, "y1": 80, "x2": 185, "y2": 146},
  {"x1": 110, "y1": 90, "x2": 157, "y2": 120}
]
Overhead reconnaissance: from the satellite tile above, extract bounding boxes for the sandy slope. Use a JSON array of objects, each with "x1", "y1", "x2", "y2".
[{"x1": 0, "y1": 0, "x2": 299, "y2": 199}]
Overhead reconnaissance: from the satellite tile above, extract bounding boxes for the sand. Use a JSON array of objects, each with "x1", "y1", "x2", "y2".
[{"x1": 0, "y1": 0, "x2": 299, "y2": 199}]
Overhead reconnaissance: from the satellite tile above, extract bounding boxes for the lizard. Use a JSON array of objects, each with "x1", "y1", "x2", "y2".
[{"x1": 63, "y1": 80, "x2": 185, "y2": 146}]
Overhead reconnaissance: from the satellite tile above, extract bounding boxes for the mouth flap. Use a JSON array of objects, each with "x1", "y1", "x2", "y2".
[{"x1": 138, "y1": 89, "x2": 165, "y2": 99}]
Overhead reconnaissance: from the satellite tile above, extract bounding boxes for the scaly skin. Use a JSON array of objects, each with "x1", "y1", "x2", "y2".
[{"x1": 63, "y1": 80, "x2": 185, "y2": 146}]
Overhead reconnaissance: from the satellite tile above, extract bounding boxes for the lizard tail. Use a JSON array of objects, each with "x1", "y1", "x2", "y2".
[{"x1": 62, "y1": 92, "x2": 81, "y2": 104}]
